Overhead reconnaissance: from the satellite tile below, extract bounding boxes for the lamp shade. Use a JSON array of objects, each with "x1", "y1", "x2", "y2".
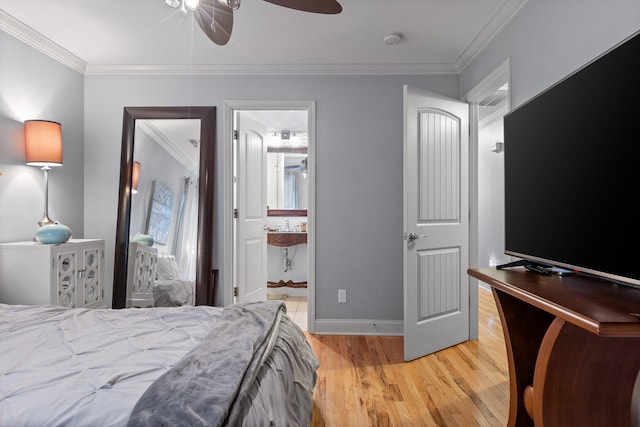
[
  {"x1": 25, "y1": 120, "x2": 63, "y2": 167},
  {"x1": 132, "y1": 161, "x2": 140, "y2": 192}
]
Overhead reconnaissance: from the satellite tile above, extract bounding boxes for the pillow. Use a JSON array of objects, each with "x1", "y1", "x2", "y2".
[{"x1": 156, "y1": 256, "x2": 179, "y2": 280}]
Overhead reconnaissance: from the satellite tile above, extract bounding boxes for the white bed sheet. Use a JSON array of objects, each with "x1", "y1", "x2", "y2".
[
  {"x1": 153, "y1": 279, "x2": 195, "y2": 307},
  {"x1": 0, "y1": 304, "x2": 221, "y2": 427}
]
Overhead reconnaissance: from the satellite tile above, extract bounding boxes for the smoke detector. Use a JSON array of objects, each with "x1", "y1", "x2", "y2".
[{"x1": 383, "y1": 32, "x2": 403, "y2": 45}]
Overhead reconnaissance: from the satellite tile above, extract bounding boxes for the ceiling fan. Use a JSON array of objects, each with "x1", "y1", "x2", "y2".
[{"x1": 165, "y1": 0, "x2": 343, "y2": 46}]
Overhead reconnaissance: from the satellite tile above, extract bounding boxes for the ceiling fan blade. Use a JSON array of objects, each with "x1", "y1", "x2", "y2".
[
  {"x1": 194, "y1": 0, "x2": 234, "y2": 46},
  {"x1": 263, "y1": 0, "x2": 342, "y2": 14}
]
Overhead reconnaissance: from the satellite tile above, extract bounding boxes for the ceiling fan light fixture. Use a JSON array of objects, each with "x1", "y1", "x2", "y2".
[
  {"x1": 264, "y1": 0, "x2": 342, "y2": 14},
  {"x1": 185, "y1": 0, "x2": 199, "y2": 10},
  {"x1": 191, "y1": 0, "x2": 339, "y2": 47},
  {"x1": 220, "y1": 0, "x2": 241, "y2": 10}
]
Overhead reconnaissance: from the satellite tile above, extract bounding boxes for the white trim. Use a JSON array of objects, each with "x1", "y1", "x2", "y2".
[
  {"x1": 137, "y1": 121, "x2": 196, "y2": 172},
  {"x1": 85, "y1": 63, "x2": 458, "y2": 76},
  {"x1": 0, "y1": 10, "x2": 86, "y2": 74},
  {"x1": 479, "y1": 282, "x2": 492, "y2": 292},
  {"x1": 222, "y1": 104, "x2": 235, "y2": 308},
  {"x1": 456, "y1": 0, "x2": 528, "y2": 72},
  {"x1": 464, "y1": 58, "x2": 512, "y2": 104},
  {"x1": 223, "y1": 100, "x2": 316, "y2": 332},
  {"x1": 479, "y1": 104, "x2": 509, "y2": 129},
  {"x1": 314, "y1": 319, "x2": 403, "y2": 336},
  {"x1": 463, "y1": 58, "x2": 511, "y2": 341},
  {"x1": 467, "y1": 102, "x2": 480, "y2": 342}
]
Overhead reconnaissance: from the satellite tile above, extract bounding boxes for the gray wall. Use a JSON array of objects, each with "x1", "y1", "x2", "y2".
[
  {"x1": 460, "y1": 0, "x2": 640, "y2": 110},
  {"x1": 0, "y1": 33, "x2": 84, "y2": 243},
  {"x1": 83, "y1": 74, "x2": 459, "y2": 317}
]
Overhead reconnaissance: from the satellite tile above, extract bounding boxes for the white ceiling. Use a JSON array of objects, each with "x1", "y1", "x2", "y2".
[
  {"x1": 0, "y1": 0, "x2": 526, "y2": 75},
  {"x1": 242, "y1": 110, "x2": 308, "y2": 132},
  {"x1": 1, "y1": 1, "x2": 521, "y2": 162}
]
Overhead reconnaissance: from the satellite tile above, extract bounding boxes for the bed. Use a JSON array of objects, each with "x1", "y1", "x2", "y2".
[
  {"x1": 153, "y1": 255, "x2": 195, "y2": 307},
  {"x1": 0, "y1": 300, "x2": 319, "y2": 426}
]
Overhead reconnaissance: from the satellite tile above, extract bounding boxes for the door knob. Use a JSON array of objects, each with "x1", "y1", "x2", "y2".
[{"x1": 407, "y1": 232, "x2": 426, "y2": 242}]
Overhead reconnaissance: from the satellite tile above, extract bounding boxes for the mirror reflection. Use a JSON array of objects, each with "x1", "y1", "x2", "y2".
[
  {"x1": 267, "y1": 150, "x2": 308, "y2": 210},
  {"x1": 129, "y1": 119, "x2": 200, "y2": 306},
  {"x1": 266, "y1": 127, "x2": 308, "y2": 215}
]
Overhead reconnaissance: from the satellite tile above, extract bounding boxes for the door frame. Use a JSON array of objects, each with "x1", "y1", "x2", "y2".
[
  {"x1": 463, "y1": 58, "x2": 511, "y2": 340},
  {"x1": 222, "y1": 100, "x2": 317, "y2": 331}
]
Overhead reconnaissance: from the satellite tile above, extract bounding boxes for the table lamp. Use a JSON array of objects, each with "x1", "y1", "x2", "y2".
[
  {"x1": 24, "y1": 120, "x2": 63, "y2": 227},
  {"x1": 132, "y1": 161, "x2": 140, "y2": 194}
]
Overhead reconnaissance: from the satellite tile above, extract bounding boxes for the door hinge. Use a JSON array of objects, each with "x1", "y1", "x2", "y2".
[
  {"x1": 233, "y1": 286, "x2": 239, "y2": 297},
  {"x1": 233, "y1": 129, "x2": 238, "y2": 140},
  {"x1": 233, "y1": 208, "x2": 239, "y2": 219}
]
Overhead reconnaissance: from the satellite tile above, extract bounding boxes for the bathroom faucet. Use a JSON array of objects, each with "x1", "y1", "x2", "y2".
[{"x1": 285, "y1": 218, "x2": 290, "y2": 231}]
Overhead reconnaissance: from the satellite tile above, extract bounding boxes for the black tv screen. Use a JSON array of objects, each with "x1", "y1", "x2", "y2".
[{"x1": 503, "y1": 30, "x2": 640, "y2": 287}]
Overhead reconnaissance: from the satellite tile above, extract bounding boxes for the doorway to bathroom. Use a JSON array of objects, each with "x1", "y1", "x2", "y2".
[{"x1": 223, "y1": 101, "x2": 316, "y2": 332}]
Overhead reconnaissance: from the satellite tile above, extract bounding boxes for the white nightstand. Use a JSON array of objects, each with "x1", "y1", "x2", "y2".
[
  {"x1": 0, "y1": 239, "x2": 105, "y2": 308},
  {"x1": 126, "y1": 242, "x2": 157, "y2": 308}
]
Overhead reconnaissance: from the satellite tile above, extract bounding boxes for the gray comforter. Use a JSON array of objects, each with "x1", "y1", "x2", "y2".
[{"x1": 126, "y1": 300, "x2": 317, "y2": 426}]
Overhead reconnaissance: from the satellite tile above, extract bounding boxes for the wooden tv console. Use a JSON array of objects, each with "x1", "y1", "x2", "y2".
[{"x1": 468, "y1": 267, "x2": 640, "y2": 427}]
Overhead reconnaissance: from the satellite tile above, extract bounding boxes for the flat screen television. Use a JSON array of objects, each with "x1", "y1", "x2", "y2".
[{"x1": 502, "y1": 29, "x2": 640, "y2": 288}]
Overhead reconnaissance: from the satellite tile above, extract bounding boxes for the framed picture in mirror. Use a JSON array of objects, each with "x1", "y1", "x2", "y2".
[{"x1": 145, "y1": 180, "x2": 173, "y2": 245}]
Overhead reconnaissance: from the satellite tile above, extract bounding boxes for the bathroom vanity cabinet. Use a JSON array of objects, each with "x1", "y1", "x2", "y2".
[
  {"x1": 267, "y1": 232, "x2": 307, "y2": 247},
  {"x1": 267, "y1": 231, "x2": 308, "y2": 289}
]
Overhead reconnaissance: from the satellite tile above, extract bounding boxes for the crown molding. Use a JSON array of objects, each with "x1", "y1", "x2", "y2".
[
  {"x1": 0, "y1": 9, "x2": 87, "y2": 74},
  {"x1": 2, "y1": 1, "x2": 525, "y2": 77},
  {"x1": 137, "y1": 121, "x2": 195, "y2": 172},
  {"x1": 84, "y1": 62, "x2": 458, "y2": 76},
  {"x1": 456, "y1": 0, "x2": 528, "y2": 72}
]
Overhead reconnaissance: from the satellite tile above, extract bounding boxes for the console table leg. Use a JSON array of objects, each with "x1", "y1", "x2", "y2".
[
  {"x1": 532, "y1": 319, "x2": 640, "y2": 426},
  {"x1": 493, "y1": 289, "x2": 555, "y2": 426}
]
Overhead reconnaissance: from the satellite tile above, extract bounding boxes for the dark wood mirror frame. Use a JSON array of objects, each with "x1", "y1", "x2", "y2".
[{"x1": 112, "y1": 106, "x2": 216, "y2": 309}]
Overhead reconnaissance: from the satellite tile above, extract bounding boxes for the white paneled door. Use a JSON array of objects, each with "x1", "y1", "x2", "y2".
[
  {"x1": 403, "y1": 85, "x2": 470, "y2": 361},
  {"x1": 236, "y1": 114, "x2": 268, "y2": 303}
]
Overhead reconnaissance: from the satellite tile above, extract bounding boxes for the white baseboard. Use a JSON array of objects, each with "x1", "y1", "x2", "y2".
[
  {"x1": 313, "y1": 319, "x2": 403, "y2": 336},
  {"x1": 312, "y1": 286, "x2": 492, "y2": 335},
  {"x1": 479, "y1": 282, "x2": 492, "y2": 292}
]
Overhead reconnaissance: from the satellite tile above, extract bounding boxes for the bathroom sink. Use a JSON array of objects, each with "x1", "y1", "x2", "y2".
[{"x1": 267, "y1": 232, "x2": 307, "y2": 247}]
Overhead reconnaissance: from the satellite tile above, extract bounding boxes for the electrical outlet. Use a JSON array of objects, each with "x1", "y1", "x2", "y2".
[{"x1": 338, "y1": 289, "x2": 347, "y2": 303}]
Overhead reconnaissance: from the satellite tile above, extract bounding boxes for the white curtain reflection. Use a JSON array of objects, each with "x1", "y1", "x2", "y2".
[
  {"x1": 283, "y1": 172, "x2": 297, "y2": 209},
  {"x1": 174, "y1": 176, "x2": 198, "y2": 281}
]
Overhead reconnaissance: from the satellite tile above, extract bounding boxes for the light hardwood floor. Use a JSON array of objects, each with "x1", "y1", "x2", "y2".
[{"x1": 305, "y1": 286, "x2": 509, "y2": 427}]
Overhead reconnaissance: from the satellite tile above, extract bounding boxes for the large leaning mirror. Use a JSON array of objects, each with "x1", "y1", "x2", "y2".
[{"x1": 113, "y1": 106, "x2": 216, "y2": 309}]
